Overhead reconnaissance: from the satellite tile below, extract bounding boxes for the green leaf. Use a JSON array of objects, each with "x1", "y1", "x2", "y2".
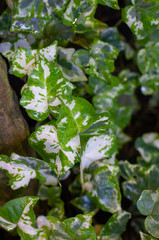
[
  {"x1": 38, "y1": 185, "x2": 65, "y2": 219},
  {"x1": 29, "y1": 122, "x2": 80, "y2": 178},
  {"x1": 0, "y1": 196, "x2": 38, "y2": 239},
  {"x1": 71, "y1": 195, "x2": 97, "y2": 214},
  {"x1": 81, "y1": 133, "x2": 116, "y2": 170},
  {"x1": 135, "y1": 133, "x2": 159, "y2": 162},
  {"x1": 11, "y1": 0, "x2": 53, "y2": 35},
  {"x1": 20, "y1": 58, "x2": 74, "y2": 121},
  {"x1": 137, "y1": 190, "x2": 159, "y2": 238},
  {"x1": 37, "y1": 212, "x2": 96, "y2": 239},
  {"x1": 57, "y1": 47, "x2": 87, "y2": 82},
  {"x1": 12, "y1": 41, "x2": 57, "y2": 78},
  {"x1": 87, "y1": 164, "x2": 121, "y2": 213},
  {"x1": 99, "y1": 210, "x2": 131, "y2": 239},
  {"x1": 99, "y1": 27, "x2": 124, "y2": 51},
  {"x1": 120, "y1": 161, "x2": 159, "y2": 202},
  {"x1": 0, "y1": 7, "x2": 12, "y2": 38},
  {"x1": 122, "y1": 1, "x2": 159, "y2": 39},
  {"x1": 140, "y1": 231, "x2": 158, "y2": 240},
  {"x1": 62, "y1": 0, "x2": 97, "y2": 33},
  {"x1": 0, "y1": 153, "x2": 54, "y2": 190},
  {"x1": 95, "y1": 0, "x2": 119, "y2": 10},
  {"x1": 137, "y1": 42, "x2": 159, "y2": 74}
]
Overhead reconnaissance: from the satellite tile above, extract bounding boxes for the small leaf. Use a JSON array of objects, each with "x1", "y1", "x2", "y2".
[
  {"x1": 99, "y1": 210, "x2": 131, "y2": 239},
  {"x1": 135, "y1": 132, "x2": 159, "y2": 162},
  {"x1": 137, "y1": 190, "x2": 159, "y2": 238},
  {"x1": 0, "y1": 153, "x2": 53, "y2": 190},
  {"x1": 20, "y1": 57, "x2": 74, "y2": 121},
  {"x1": 95, "y1": 0, "x2": 119, "y2": 10},
  {"x1": 11, "y1": 0, "x2": 53, "y2": 35},
  {"x1": 71, "y1": 195, "x2": 97, "y2": 214},
  {"x1": 29, "y1": 122, "x2": 80, "y2": 178},
  {"x1": 37, "y1": 212, "x2": 96, "y2": 239},
  {"x1": 0, "y1": 196, "x2": 38, "y2": 239},
  {"x1": 87, "y1": 164, "x2": 121, "y2": 213}
]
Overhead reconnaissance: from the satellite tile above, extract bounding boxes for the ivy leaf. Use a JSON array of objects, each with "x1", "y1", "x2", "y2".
[
  {"x1": 122, "y1": 1, "x2": 159, "y2": 39},
  {"x1": 29, "y1": 122, "x2": 80, "y2": 178},
  {"x1": 62, "y1": 0, "x2": 97, "y2": 33},
  {"x1": 38, "y1": 185, "x2": 65, "y2": 219},
  {"x1": 71, "y1": 195, "x2": 97, "y2": 214},
  {"x1": 0, "y1": 33, "x2": 35, "y2": 62},
  {"x1": 99, "y1": 210, "x2": 131, "y2": 239},
  {"x1": 0, "y1": 153, "x2": 55, "y2": 190},
  {"x1": 57, "y1": 97, "x2": 102, "y2": 150},
  {"x1": 0, "y1": 196, "x2": 38, "y2": 239},
  {"x1": 87, "y1": 164, "x2": 121, "y2": 213},
  {"x1": 81, "y1": 133, "x2": 116, "y2": 170},
  {"x1": 95, "y1": 0, "x2": 119, "y2": 10},
  {"x1": 12, "y1": 41, "x2": 57, "y2": 78},
  {"x1": 140, "y1": 232, "x2": 158, "y2": 240},
  {"x1": 37, "y1": 212, "x2": 96, "y2": 239},
  {"x1": 137, "y1": 190, "x2": 159, "y2": 238},
  {"x1": 20, "y1": 58, "x2": 74, "y2": 121},
  {"x1": 57, "y1": 47, "x2": 87, "y2": 82},
  {"x1": 99, "y1": 27, "x2": 124, "y2": 51},
  {"x1": 11, "y1": 0, "x2": 53, "y2": 35},
  {"x1": 0, "y1": 7, "x2": 12, "y2": 38},
  {"x1": 120, "y1": 161, "x2": 159, "y2": 202},
  {"x1": 74, "y1": 40, "x2": 118, "y2": 82},
  {"x1": 135, "y1": 133, "x2": 159, "y2": 162}
]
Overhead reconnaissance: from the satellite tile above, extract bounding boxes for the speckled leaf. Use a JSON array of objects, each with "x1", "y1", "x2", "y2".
[
  {"x1": 12, "y1": 41, "x2": 57, "y2": 78},
  {"x1": 99, "y1": 210, "x2": 131, "y2": 239},
  {"x1": 122, "y1": 1, "x2": 159, "y2": 39},
  {"x1": 75, "y1": 40, "x2": 118, "y2": 82},
  {"x1": 20, "y1": 57, "x2": 74, "y2": 121},
  {"x1": 29, "y1": 122, "x2": 80, "y2": 178},
  {"x1": 0, "y1": 33, "x2": 35, "y2": 62},
  {"x1": 0, "y1": 196, "x2": 38, "y2": 239},
  {"x1": 62, "y1": 0, "x2": 97, "y2": 33},
  {"x1": 135, "y1": 133, "x2": 159, "y2": 162},
  {"x1": 81, "y1": 133, "x2": 116, "y2": 170},
  {"x1": 57, "y1": 47, "x2": 87, "y2": 82},
  {"x1": 37, "y1": 212, "x2": 96, "y2": 239},
  {"x1": 87, "y1": 165, "x2": 121, "y2": 213},
  {"x1": 57, "y1": 97, "x2": 100, "y2": 150},
  {"x1": 137, "y1": 190, "x2": 159, "y2": 238},
  {"x1": 0, "y1": 153, "x2": 55, "y2": 190},
  {"x1": 140, "y1": 232, "x2": 157, "y2": 240},
  {"x1": 71, "y1": 195, "x2": 97, "y2": 214},
  {"x1": 11, "y1": 0, "x2": 53, "y2": 35},
  {"x1": 94, "y1": 0, "x2": 119, "y2": 10}
]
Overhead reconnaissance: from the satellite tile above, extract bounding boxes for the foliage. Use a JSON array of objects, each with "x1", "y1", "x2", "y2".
[{"x1": 0, "y1": 0, "x2": 159, "y2": 239}]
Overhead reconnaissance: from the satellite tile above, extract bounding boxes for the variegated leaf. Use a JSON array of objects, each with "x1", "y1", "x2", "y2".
[
  {"x1": 37, "y1": 212, "x2": 96, "y2": 239},
  {"x1": 0, "y1": 153, "x2": 56, "y2": 190},
  {"x1": 20, "y1": 57, "x2": 74, "y2": 121},
  {"x1": 29, "y1": 122, "x2": 80, "y2": 178},
  {"x1": 12, "y1": 41, "x2": 57, "y2": 78},
  {"x1": 0, "y1": 196, "x2": 39, "y2": 239}
]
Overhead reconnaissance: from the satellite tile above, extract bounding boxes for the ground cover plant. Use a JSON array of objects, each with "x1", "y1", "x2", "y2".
[{"x1": 0, "y1": 0, "x2": 159, "y2": 239}]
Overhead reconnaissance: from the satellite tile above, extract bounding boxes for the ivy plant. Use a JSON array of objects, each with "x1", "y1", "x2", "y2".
[{"x1": 0, "y1": 0, "x2": 159, "y2": 239}]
